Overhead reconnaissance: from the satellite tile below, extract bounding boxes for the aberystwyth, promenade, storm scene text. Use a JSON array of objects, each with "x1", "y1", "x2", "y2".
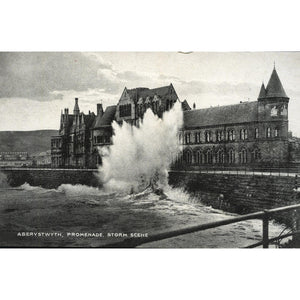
[{"x1": 1, "y1": 52, "x2": 300, "y2": 248}]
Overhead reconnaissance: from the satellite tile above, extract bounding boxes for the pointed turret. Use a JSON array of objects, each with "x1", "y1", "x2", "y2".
[
  {"x1": 258, "y1": 82, "x2": 267, "y2": 99},
  {"x1": 265, "y1": 67, "x2": 289, "y2": 99},
  {"x1": 73, "y1": 98, "x2": 80, "y2": 115}
]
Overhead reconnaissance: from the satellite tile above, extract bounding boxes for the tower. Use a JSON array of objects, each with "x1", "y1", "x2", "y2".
[{"x1": 258, "y1": 67, "x2": 289, "y2": 123}]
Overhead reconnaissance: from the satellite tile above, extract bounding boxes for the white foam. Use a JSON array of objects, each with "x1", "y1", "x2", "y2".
[{"x1": 98, "y1": 102, "x2": 183, "y2": 193}]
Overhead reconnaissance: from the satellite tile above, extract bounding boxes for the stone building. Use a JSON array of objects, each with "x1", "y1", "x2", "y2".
[
  {"x1": 0, "y1": 152, "x2": 32, "y2": 167},
  {"x1": 51, "y1": 72, "x2": 294, "y2": 169},
  {"x1": 116, "y1": 84, "x2": 181, "y2": 126},
  {"x1": 178, "y1": 67, "x2": 290, "y2": 167},
  {"x1": 51, "y1": 84, "x2": 184, "y2": 168},
  {"x1": 51, "y1": 98, "x2": 97, "y2": 168},
  {"x1": 90, "y1": 104, "x2": 117, "y2": 167}
]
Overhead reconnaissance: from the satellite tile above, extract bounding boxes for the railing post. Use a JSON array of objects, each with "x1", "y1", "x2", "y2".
[{"x1": 262, "y1": 211, "x2": 269, "y2": 248}]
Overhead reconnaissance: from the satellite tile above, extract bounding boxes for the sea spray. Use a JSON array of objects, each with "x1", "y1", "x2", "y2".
[{"x1": 98, "y1": 102, "x2": 183, "y2": 192}]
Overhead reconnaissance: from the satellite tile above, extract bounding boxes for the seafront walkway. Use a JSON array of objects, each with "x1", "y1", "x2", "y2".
[{"x1": 170, "y1": 168, "x2": 300, "y2": 178}]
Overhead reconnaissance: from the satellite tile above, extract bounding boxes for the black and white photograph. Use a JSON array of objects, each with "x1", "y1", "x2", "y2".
[
  {"x1": 2, "y1": 1, "x2": 300, "y2": 300},
  {"x1": 1, "y1": 52, "x2": 300, "y2": 248}
]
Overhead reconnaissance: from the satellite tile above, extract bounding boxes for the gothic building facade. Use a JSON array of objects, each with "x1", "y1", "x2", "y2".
[
  {"x1": 51, "y1": 84, "x2": 182, "y2": 168},
  {"x1": 178, "y1": 67, "x2": 290, "y2": 167},
  {"x1": 51, "y1": 69, "x2": 294, "y2": 169}
]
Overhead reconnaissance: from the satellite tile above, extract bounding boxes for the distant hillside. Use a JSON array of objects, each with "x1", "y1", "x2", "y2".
[{"x1": 0, "y1": 130, "x2": 58, "y2": 155}]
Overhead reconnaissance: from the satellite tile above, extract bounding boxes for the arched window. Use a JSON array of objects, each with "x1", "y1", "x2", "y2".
[
  {"x1": 267, "y1": 127, "x2": 271, "y2": 138},
  {"x1": 228, "y1": 149, "x2": 235, "y2": 164},
  {"x1": 195, "y1": 150, "x2": 202, "y2": 164},
  {"x1": 274, "y1": 127, "x2": 279, "y2": 137},
  {"x1": 239, "y1": 148, "x2": 247, "y2": 164},
  {"x1": 206, "y1": 149, "x2": 212, "y2": 164},
  {"x1": 252, "y1": 149, "x2": 261, "y2": 162},
  {"x1": 185, "y1": 150, "x2": 192, "y2": 164}
]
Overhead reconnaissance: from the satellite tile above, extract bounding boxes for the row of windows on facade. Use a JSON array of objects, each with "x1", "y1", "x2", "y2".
[
  {"x1": 178, "y1": 148, "x2": 261, "y2": 165},
  {"x1": 181, "y1": 127, "x2": 279, "y2": 144},
  {"x1": 93, "y1": 136, "x2": 111, "y2": 144},
  {"x1": 51, "y1": 139, "x2": 62, "y2": 148}
]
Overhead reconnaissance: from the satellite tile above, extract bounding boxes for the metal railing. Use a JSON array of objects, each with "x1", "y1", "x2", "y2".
[
  {"x1": 170, "y1": 165, "x2": 300, "y2": 177},
  {"x1": 101, "y1": 203, "x2": 300, "y2": 248}
]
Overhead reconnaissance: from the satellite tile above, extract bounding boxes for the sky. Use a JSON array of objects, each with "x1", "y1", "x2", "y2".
[{"x1": 1, "y1": 52, "x2": 300, "y2": 136}]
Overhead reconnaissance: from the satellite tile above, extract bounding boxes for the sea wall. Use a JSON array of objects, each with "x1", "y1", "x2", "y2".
[
  {"x1": 1, "y1": 168, "x2": 99, "y2": 189},
  {"x1": 169, "y1": 171, "x2": 299, "y2": 214}
]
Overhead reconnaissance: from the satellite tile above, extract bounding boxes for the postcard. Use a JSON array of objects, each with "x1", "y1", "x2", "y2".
[{"x1": 1, "y1": 52, "x2": 299, "y2": 248}]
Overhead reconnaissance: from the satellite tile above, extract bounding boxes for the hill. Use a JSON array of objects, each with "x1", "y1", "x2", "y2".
[{"x1": 0, "y1": 130, "x2": 58, "y2": 155}]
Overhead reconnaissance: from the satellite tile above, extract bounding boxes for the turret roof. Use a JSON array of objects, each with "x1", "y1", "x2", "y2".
[
  {"x1": 265, "y1": 68, "x2": 288, "y2": 98},
  {"x1": 258, "y1": 83, "x2": 266, "y2": 99}
]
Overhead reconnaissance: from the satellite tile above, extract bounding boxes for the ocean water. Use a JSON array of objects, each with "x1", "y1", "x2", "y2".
[{"x1": 0, "y1": 183, "x2": 289, "y2": 248}]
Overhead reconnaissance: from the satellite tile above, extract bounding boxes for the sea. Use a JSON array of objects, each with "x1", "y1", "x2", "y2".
[{"x1": 0, "y1": 183, "x2": 289, "y2": 248}]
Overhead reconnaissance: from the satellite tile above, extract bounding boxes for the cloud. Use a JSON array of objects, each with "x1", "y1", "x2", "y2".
[{"x1": 0, "y1": 52, "x2": 114, "y2": 100}]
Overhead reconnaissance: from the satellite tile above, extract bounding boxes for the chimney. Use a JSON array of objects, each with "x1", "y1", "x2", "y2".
[
  {"x1": 73, "y1": 98, "x2": 80, "y2": 115},
  {"x1": 97, "y1": 103, "x2": 104, "y2": 117},
  {"x1": 193, "y1": 103, "x2": 196, "y2": 109}
]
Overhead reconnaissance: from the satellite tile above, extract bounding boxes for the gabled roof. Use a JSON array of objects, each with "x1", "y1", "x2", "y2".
[
  {"x1": 183, "y1": 101, "x2": 258, "y2": 128},
  {"x1": 125, "y1": 84, "x2": 177, "y2": 103},
  {"x1": 181, "y1": 100, "x2": 191, "y2": 111},
  {"x1": 83, "y1": 113, "x2": 96, "y2": 128},
  {"x1": 265, "y1": 68, "x2": 289, "y2": 98},
  {"x1": 93, "y1": 105, "x2": 116, "y2": 128},
  {"x1": 258, "y1": 83, "x2": 266, "y2": 99}
]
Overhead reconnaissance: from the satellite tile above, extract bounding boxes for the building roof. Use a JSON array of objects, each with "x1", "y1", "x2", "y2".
[
  {"x1": 181, "y1": 99, "x2": 191, "y2": 111},
  {"x1": 265, "y1": 68, "x2": 289, "y2": 98},
  {"x1": 126, "y1": 84, "x2": 177, "y2": 103},
  {"x1": 93, "y1": 105, "x2": 116, "y2": 128},
  {"x1": 183, "y1": 101, "x2": 258, "y2": 128},
  {"x1": 258, "y1": 83, "x2": 267, "y2": 99}
]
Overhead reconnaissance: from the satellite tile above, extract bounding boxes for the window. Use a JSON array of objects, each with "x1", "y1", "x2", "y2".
[
  {"x1": 195, "y1": 132, "x2": 201, "y2": 143},
  {"x1": 216, "y1": 130, "x2": 224, "y2": 142},
  {"x1": 228, "y1": 149, "x2": 235, "y2": 164},
  {"x1": 240, "y1": 129, "x2": 248, "y2": 140},
  {"x1": 185, "y1": 150, "x2": 192, "y2": 164},
  {"x1": 274, "y1": 128, "x2": 279, "y2": 137},
  {"x1": 239, "y1": 148, "x2": 247, "y2": 164},
  {"x1": 205, "y1": 131, "x2": 211, "y2": 142},
  {"x1": 252, "y1": 149, "x2": 261, "y2": 162},
  {"x1": 255, "y1": 128, "x2": 259, "y2": 139},
  {"x1": 178, "y1": 133, "x2": 182, "y2": 144},
  {"x1": 216, "y1": 131, "x2": 221, "y2": 142},
  {"x1": 195, "y1": 151, "x2": 203, "y2": 164},
  {"x1": 215, "y1": 149, "x2": 224, "y2": 164},
  {"x1": 185, "y1": 133, "x2": 191, "y2": 144},
  {"x1": 205, "y1": 149, "x2": 213, "y2": 164},
  {"x1": 228, "y1": 130, "x2": 235, "y2": 141},
  {"x1": 220, "y1": 130, "x2": 225, "y2": 141},
  {"x1": 267, "y1": 127, "x2": 271, "y2": 138},
  {"x1": 119, "y1": 104, "x2": 132, "y2": 117}
]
